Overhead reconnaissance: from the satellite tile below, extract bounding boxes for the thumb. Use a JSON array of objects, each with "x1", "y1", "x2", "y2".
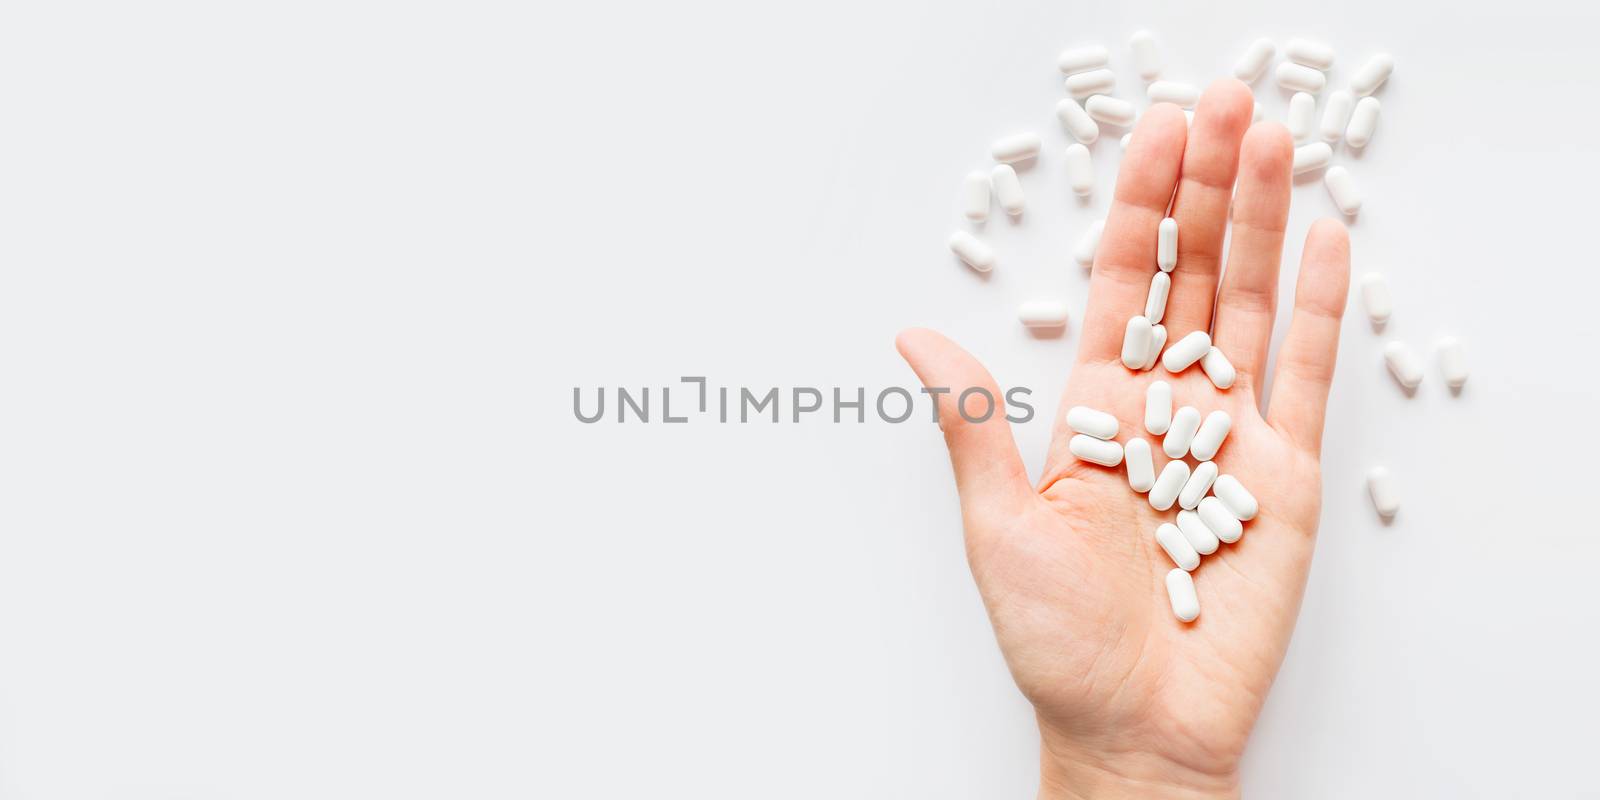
[{"x1": 895, "y1": 328, "x2": 1032, "y2": 517}]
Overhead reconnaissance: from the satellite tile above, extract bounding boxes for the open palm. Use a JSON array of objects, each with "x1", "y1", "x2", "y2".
[{"x1": 898, "y1": 80, "x2": 1351, "y2": 798}]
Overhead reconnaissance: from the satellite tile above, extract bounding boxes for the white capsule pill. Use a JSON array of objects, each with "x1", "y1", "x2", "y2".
[
  {"x1": 1129, "y1": 30, "x2": 1163, "y2": 80},
  {"x1": 1287, "y1": 92, "x2": 1316, "y2": 143},
  {"x1": 948, "y1": 231, "x2": 994, "y2": 272},
  {"x1": 1176, "y1": 509, "x2": 1220, "y2": 555},
  {"x1": 1156, "y1": 522, "x2": 1200, "y2": 571},
  {"x1": 1069, "y1": 433, "x2": 1123, "y2": 467},
  {"x1": 1147, "y1": 80, "x2": 1200, "y2": 108},
  {"x1": 1144, "y1": 271, "x2": 1171, "y2": 324},
  {"x1": 1064, "y1": 68, "x2": 1116, "y2": 98},
  {"x1": 1189, "y1": 410, "x2": 1232, "y2": 461},
  {"x1": 1018, "y1": 299, "x2": 1069, "y2": 329},
  {"x1": 1351, "y1": 53, "x2": 1394, "y2": 96},
  {"x1": 1360, "y1": 272, "x2": 1392, "y2": 326},
  {"x1": 990, "y1": 132, "x2": 1041, "y2": 164},
  {"x1": 1292, "y1": 141, "x2": 1332, "y2": 175},
  {"x1": 991, "y1": 164, "x2": 1025, "y2": 216},
  {"x1": 1324, "y1": 166, "x2": 1362, "y2": 215},
  {"x1": 1367, "y1": 466, "x2": 1400, "y2": 517},
  {"x1": 1086, "y1": 95, "x2": 1137, "y2": 127},
  {"x1": 1149, "y1": 460, "x2": 1190, "y2": 511},
  {"x1": 1198, "y1": 496, "x2": 1244, "y2": 544},
  {"x1": 1276, "y1": 62, "x2": 1326, "y2": 94},
  {"x1": 1285, "y1": 38, "x2": 1335, "y2": 70},
  {"x1": 1073, "y1": 219, "x2": 1104, "y2": 269},
  {"x1": 1200, "y1": 346, "x2": 1236, "y2": 390},
  {"x1": 1066, "y1": 406, "x2": 1119, "y2": 440},
  {"x1": 1384, "y1": 341, "x2": 1424, "y2": 390},
  {"x1": 961, "y1": 171, "x2": 991, "y2": 222},
  {"x1": 1320, "y1": 90, "x2": 1354, "y2": 142},
  {"x1": 1233, "y1": 38, "x2": 1276, "y2": 83},
  {"x1": 1164, "y1": 405, "x2": 1201, "y2": 459},
  {"x1": 1145, "y1": 380, "x2": 1172, "y2": 435},
  {"x1": 1162, "y1": 330, "x2": 1211, "y2": 373},
  {"x1": 1125, "y1": 437, "x2": 1156, "y2": 493},
  {"x1": 1165, "y1": 568, "x2": 1199, "y2": 622},
  {"x1": 1120, "y1": 133, "x2": 1132, "y2": 150},
  {"x1": 1056, "y1": 98, "x2": 1100, "y2": 144},
  {"x1": 1058, "y1": 44, "x2": 1110, "y2": 75},
  {"x1": 1345, "y1": 97, "x2": 1380, "y2": 148},
  {"x1": 1437, "y1": 336, "x2": 1469, "y2": 389},
  {"x1": 1141, "y1": 324, "x2": 1167, "y2": 371},
  {"x1": 1064, "y1": 143, "x2": 1094, "y2": 196},
  {"x1": 1157, "y1": 217, "x2": 1178, "y2": 272},
  {"x1": 1179, "y1": 460, "x2": 1218, "y2": 510},
  {"x1": 1212, "y1": 474, "x2": 1258, "y2": 521},
  {"x1": 1121, "y1": 315, "x2": 1153, "y2": 369}
]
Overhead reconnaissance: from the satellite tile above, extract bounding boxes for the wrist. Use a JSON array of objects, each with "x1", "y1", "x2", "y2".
[{"x1": 1036, "y1": 722, "x2": 1240, "y2": 800}]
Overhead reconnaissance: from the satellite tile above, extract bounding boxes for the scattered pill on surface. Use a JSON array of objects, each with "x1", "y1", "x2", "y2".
[
  {"x1": 1320, "y1": 89, "x2": 1354, "y2": 142},
  {"x1": 1120, "y1": 132, "x2": 1132, "y2": 150},
  {"x1": 1162, "y1": 331, "x2": 1211, "y2": 373},
  {"x1": 1069, "y1": 433, "x2": 1124, "y2": 467},
  {"x1": 1292, "y1": 141, "x2": 1332, "y2": 175},
  {"x1": 1065, "y1": 143, "x2": 1094, "y2": 196},
  {"x1": 1201, "y1": 346, "x2": 1236, "y2": 389},
  {"x1": 991, "y1": 164, "x2": 1025, "y2": 216},
  {"x1": 1065, "y1": 68, "x2": 1117, "y2": 98},
  {"x1": 962, "y1": 171, "x2": 991, "y2": 222},
  {"x1": 1147, "y1": 80, "x2": 1201, "y2": 107},
  {"x1": 1056, "y1": 98, "x2": 1100, "y2": 144},
  {"x1": 1276, "y1": 62, "x2": 1326, "y2": 94},
  {"x1": 1018, "y1": 300, "x2": 1069, "y2": 329},
  {"x1": 1179, "y1": 460, "x2": 1219, "y2": 510},
  {"x1": 1157, "y1": 522, "x2": 1201, "y2": 571},
  {"x1": 1189, "y1": 410, "x2": 1232, "y2": 462},
  {"x1": 1324, "y1": 166, "x2": 1362, "y2": 215},
  {"x1": 1164, "y1": 405, "x2": 1202, "y2": 458},
  {"x1": 1122, "y1": 315, "x2": 1154, "y2": 369},
  {"x1": 1067, "y1": 406, "x2": 1120, "y2": 440},
  {"x1": 1233, "y1": 38, "x2": 1276, "y2": 83},
  {"x1": 1150, "y1": 459, "x2": 1191, "y2": 512},
  {"x1": 1058, "y1": 44, "x2": 1110, "y2": 75},
  {"x1": 1285, "y1": 38, "x2": 1336, "y2": 70},
  {"x1": 1437, "y1": 337, "x2": 1468, "y2": 389},
  {"x1": 1157, "y1": 217, "x2": 1178, "y2": 271},
  {"x1": 1383, "y1": 340, "x2": 1424, "y2": 389},
  {"x1": 1073, "y1": 220, "x2": 1104, "y2": 269},
  {"x1": 1125, "y1": 437, "x2": 1156, "y2": 493},
  {"x1": 1145, "y1": 271, "x2": 1171, "y2": 324},
  {"x1": 1351, "y1": 53, "x2": 1394, "y2": 96},
  {"x1": 1165, "y1": 568, "x2": 1200, "y2": 622},
  {"x1": 1367, "y1": 466, "x2": 1400, "y2": 517},
  {"x1": 948, "y1": 231, "x2": 994, "y2": 272},
  {"x1": 1176, "y1": 509, "x2": 1221, "y2": 555},
  {"x1": 1360, "y1": 272, "x2": 1392, "y2": 326},
  {"x1": 1213, "y1": 474, "x2": 1258, "y2": 520},
  {"x1": 1198, "y1": 496, "x2": 1244, "y2": 543},
  {"x1": 1141, "y1": 324, "x2": 1167, "y2": 371},
  {"x1": 1086, "y1": 95, "x2": 1138, "y2": 127},
  {"x1": 1145, "y1": 380, "x2": 1172, "y2": 435},
  {"x1": 1345, "y1": 96, "x2": 1380, "y2": 148},
  {"x1": 1287, "y1": 92, "x2": 1316, "y2": 142},
  {"x1": 990, "y1": 132, "x2": 1042, "y2": 164},
  {"x1": 1129, "y1": 30, "x2": 1163, "y2": 80}
]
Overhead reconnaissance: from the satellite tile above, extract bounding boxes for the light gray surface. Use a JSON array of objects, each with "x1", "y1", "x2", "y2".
[{"x1": 0, "y1": 1, "x2": 1595, "y2": 797}]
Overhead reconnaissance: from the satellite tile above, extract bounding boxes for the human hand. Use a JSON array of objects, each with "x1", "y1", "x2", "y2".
[{"x1": 898, "y1": 80, "x2": 1351, "y2": 799}]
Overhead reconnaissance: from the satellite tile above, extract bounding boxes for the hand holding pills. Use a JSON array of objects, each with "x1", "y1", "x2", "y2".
[{"x1": 898, "y1": 81, "x2": 1351, "y2": 793}]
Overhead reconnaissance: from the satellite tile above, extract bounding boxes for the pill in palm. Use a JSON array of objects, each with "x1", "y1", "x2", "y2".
[
  {"x1": 1292, "y1": 142, "x2": 1332, "y2": 175},
  {"x1": 1320, "y1": 90, "x2": 1355, "y2": 142},
  {"x1": 1147, "y1": 80, "x2": 1200, "y2": 107},
  {"x1": 962, "y1": 171, "x2": 991, "y2": 222},
  {"x1": 1198, "y1": 496, "x2": 1244, "y2": 544},
  {"x1": 1141, "y1": 324, "x2": 1167, "y2": 371},
  {"x1": 1179, "y1": 460, "x2": 1219, "y2": 510},
  {"x1": 1065, "y1": 68, "x2": 1116, "y2": 98},
  {"x1": 1057, "y1": 98, "x2": 1100, "y2": 144},
  {"x1": 1176, "y1": 509, "x2": 1220, "y2": 555},
  {"x1": 1165, "y1": 568, "x2": 1200, "y2": 622},
  {"x1": 1018, "y1": 300, "x2": 1069, "y2": 329},
  {"x1": 1189, "y1": 410, "x2": 1232, "y2": 461},
  {"x1": 1149, "y1": 459, "x2": 1191, "y2": 511},
  {"x1": 1156, "y1": 522, "x2": 1200, "y2": 571},
  {"x1": 1164, "y1": 405, "x2": 1202, "y2": 458},
  {"x1": 1232, "y1": 38, "x2": 1276, "y2": 83},
  {"x1": 1324, "y1": 166, "x2": 1362, "y2": 215},
  {"x1": 1129, "y1": 30, "x2": 1163, "y2": 80},
  {"x1": 1067, "y1": 406, "x2": 1119, "y2": 440},
  {"x1": 1122, "y1": 315, "x2": 1154, "y2": 369},
  {"x1": 1125, "y1": 437, "x2": 1156, "y2": 493},
  {"x1": 948, "y1": 231, "x2": 994, "y2": 272},
  {"x1": 1351, "y1": 53, "x2": 1395, "y2": 96},
  {"x1": 1384, "y1": 341, "x2": 1424, "y2": 389},
  {"x1": 1069, "y1": 434, "x2": 1124, "y2": 467},
  {"x1": 1360, "y1": 273, "x2": 1392, "y2": 325},
  {"x1": 1367, "y1": 466, "x2": 1400, "y2": 517},
  {"x1": 1345, "y1": 97, "x2": 1381, "y2": 148},
  {"x1": 1065, "y1": 143, "x2": 1094, "y2": 196},
  {"x1": 1086, "y1": 95, "x2": 1138, "y2": 127},
  {"x1": 1058, "y1": 45, "x2": 1110, "y2": 75},
  {"x1": 1437, "y1": 337, "x2": 1469, "y2": 389},
  {"x1": 1145, "y1": 380, "x2": 1172, "y2": 435},
  {"x1": 1145, "y1": 271, "x2": 1171, "y2": 324},
  {"x1": 1200, "y1": 346, "x2": 1236, "y2": 390},
  {"x1": 1157, "y1": 217, "x2": 1178, "y2": 272},
  {"x1": 1285, "y1": 38, "x2": 1336, "y2": 70},
  {"x1": 1276, "y1": 62, "x2": 1326, "y2": 94},
  {"x1": 1213, "y1": 474, "x2": 1258, "y2": 520},
  {"x1": 1287, "y1": 92, "x2": 1316, "y2": 142},
  {"x1": 991, "y1": 164, "x2": 1025, "y2": 216},
  {"x1": 991, "y1": 133, "x2": 1041, "y2": 164},
  {"x1": 1162, "y1": 331, "x2": 1211, "y2": 373},
  {"x1": 1073, "y1": 220, "x2": 1104, "y2": 269}
]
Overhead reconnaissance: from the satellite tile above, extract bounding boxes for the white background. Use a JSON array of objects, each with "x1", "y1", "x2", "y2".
[{"x1": 0, "y1": 0, "x2": 1596, "y2": 797}]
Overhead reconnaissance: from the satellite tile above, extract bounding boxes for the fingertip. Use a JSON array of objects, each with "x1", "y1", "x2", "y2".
[
  {"x1": 1198, "y1": 78, "x2": 1255, "y2": 129},
  {"x1": 1307, "y1": 217, "x2": 1351, "y2": 248}
]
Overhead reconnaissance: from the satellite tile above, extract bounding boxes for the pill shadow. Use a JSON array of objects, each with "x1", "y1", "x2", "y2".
[
  {"x1": 956, "y1": 259, "x2": 994, "y2": 282},
  {"x1": 1026, "y1": 325, "x2": 1068, "y2": 340}
]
